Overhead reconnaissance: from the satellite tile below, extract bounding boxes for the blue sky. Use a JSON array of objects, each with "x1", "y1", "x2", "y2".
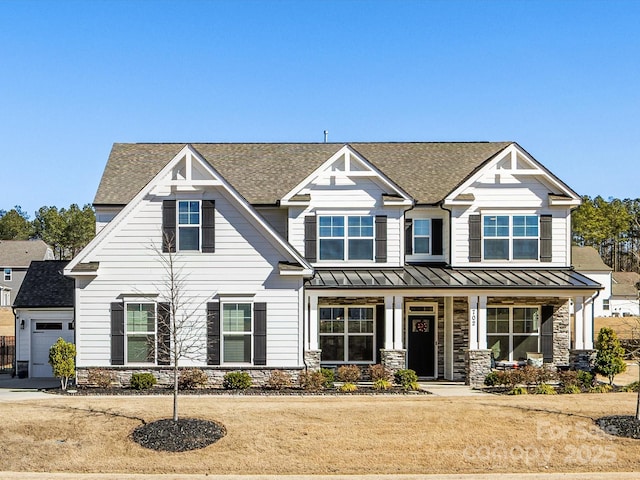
[{"x1": 1, "y1": 0, "x2": 639, "y2": 217}]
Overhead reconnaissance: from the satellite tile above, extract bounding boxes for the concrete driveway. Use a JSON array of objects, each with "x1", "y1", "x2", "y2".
[{"x1": 0, "y1": 374, "x2": 59, "y2": 401}]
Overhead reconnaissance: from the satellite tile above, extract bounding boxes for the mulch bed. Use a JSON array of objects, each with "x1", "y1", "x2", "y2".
[
  {"x1": 596, "y1": 415, "x2": 640, "y2": 440},
  {"x1": 132, "y1": 418, "x2": 226, "y2": 452},
  {"x1": 54, "y1": 386, "x2": 428, "y2": 396}
]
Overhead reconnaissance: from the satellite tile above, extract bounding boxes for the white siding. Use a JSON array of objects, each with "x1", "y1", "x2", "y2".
[
  {"x1": 255, "y1": 207, "x2": 288, "y2": 239},
  {"x1": 75, "y1": 187, "x2": 304, "y2": 369},
  {"x1": 95, "y1": 206, "x2": 123, "y2": 234},
  {"x1": 405, "y1": 207, "x2": 449, "y2": 264}
]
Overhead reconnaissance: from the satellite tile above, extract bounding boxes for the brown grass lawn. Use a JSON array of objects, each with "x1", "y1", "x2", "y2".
[{"x1": 1, "y1": 393, "x2": 640, "y2": 475}]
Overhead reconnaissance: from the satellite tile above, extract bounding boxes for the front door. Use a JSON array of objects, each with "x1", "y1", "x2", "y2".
[{"x1": 407, "y1": 304, "x2": 437, "y2": 377}]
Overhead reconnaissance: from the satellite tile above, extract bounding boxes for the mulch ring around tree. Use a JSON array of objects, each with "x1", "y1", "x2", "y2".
[
  {"x1": 132, "y1": 418, "x2": 227, "y2": 452},
  {"x1": 596, "y1": 415, "x2": 640, "y2": 440}
]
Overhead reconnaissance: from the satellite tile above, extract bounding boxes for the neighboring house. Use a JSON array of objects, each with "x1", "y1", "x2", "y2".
[
  {"x1": 13, "y1": 261, "x2": 74, "y2": 377},
  {"x1": 610, "y1": 271, "x2": 640, "y2": 317},
  {"x1": 61, "y1": 142, "x2": 601, "y2": 386},
  {"x1": 0, "y1": 240, "x2": 54, "y2": 337},
  {"x1": 572, "y1": 246, "x2": 612, "y2": 317}
]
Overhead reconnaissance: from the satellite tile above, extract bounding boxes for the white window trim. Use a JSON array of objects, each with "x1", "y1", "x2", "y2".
[
  {"x1": 177, "y1": 199, "x2": 202, "y2": 252},
  {"x1": 486, "y1": 305, "x2": 540, "y2": 362},
  {"x1": 317, "y1": 214, "x2": 375, "y2": 262},
  {"x1": 221, "y1": 300, "x2": 254, "y2": 365},
  {"x1": 482, "y1": 214, "x2": 540, "y2": 261},
  {"x1": 318, "y1": 305, "x2": 376, "y2": 364},
  {"x1": 1, "y1": 289, "x2": 9, "y2": 306},
  {"x1": 4, "y1": 268, "x2": 11, "y2": 282},
  {"x1": 124, "y1": 302, "x2": 157, "y2": 365},
  {"x1": 413, "y1": 218, "x2": 432, "y2": 255}
]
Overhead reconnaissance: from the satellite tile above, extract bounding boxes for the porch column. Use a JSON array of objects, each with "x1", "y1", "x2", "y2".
[
  {"x1": 468, "y1": 296, "x2": 479, "y2": 349},
  {"x1": 584, "y1": 297, "x2": 594, "y2": 350},
  {"x1": 574, "y1": 296, "x2": 584, "y2": 350},
  {"x1": 308, "y1": 294, "x2": 319, "y2": 350},
  {"x1": 393, "y1": 296, "x2": 403, "y2": 350},
  {"x1": 478, "y1": 296, "x2": 487, "y2": 349},
  {"x1": 384, "y1": 295, "x2": 394, "y2": 350},
  {"x1": 444, "y1": 297, "x2": 454, "y2": 380}
]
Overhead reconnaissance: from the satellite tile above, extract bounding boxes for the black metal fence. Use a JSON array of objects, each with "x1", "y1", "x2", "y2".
[{"x1": 0, "y1": 336, "x2": 15, "y2": 373}]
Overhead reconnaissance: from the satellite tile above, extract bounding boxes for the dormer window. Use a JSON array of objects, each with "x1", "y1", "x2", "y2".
[
  {"x1": 413, "y1": 219, "x2": 431, "y2": 254},
  {"x1": 318, "y1": 215, "x2": 374, "y2": 261}
]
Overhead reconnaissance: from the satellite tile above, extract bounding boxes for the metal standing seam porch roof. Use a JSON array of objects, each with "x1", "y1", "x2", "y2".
[{"x1": 306, "y1": 265, "x2": 602, "y2": 290}]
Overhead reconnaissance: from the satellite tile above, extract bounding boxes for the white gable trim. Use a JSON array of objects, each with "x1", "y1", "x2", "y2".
[
  {"x1": 443, "y1": 143, "x2": 581, "y2": 206},
  {"x1": 66, "y1": 144, "x2": 312, "y2": 276},
  {"x1": 280, "y1": 144, "x2": 413, "y2": 206}
]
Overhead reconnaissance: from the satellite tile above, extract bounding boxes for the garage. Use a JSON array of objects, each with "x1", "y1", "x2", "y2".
[{"x1": 31, "y1": 320, "x2": 74, "y2": 377}]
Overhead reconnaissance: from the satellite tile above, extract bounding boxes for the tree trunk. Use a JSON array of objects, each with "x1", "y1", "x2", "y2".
[
  {"x1": 173, "y1": 364, "x2": 179, "y2": 422},
  {"x1": 636, "y1": 360, "x2": 640, "y2": 421}
]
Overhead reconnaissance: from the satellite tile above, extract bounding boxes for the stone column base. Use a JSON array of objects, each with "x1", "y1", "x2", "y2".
[
  {"x1": 569, "y1": 349, "x2": 596, "y2": 371},
  {"x1": 304, "y1": 350, "x2": 322, "y2": 371},
  {"x1": 465, "y1": 349, "x2": 492, "y2": 387},
  {"x1": 380, "y1": 349, "x2": 407, "y2": 373}
]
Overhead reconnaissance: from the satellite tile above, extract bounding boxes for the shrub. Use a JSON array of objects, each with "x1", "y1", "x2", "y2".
[
  {"x1": 320, "y1": 368, "x2": 335, "y2": 388},
  {"x1": 299, "y1": 371, "x2": 326, "y2": 391},
  {"x1": 87, "y1": 368, "x2": 115, "y2": 388},
  {"x1": 130, "y1": 372, "x2": 157, "y2": 390},
  {"x1": 178, "y1": 368, "x2": 208, "y2": 390},
  {"x1": 594, "y1": 327, "x2": 627, "y2": 385},
  {"x1": 222, "y1": 371, "x2": 252, "y2": 390},
  {"x1": 590, "y1": 384, "x2": 613, "y2": 394},
  {"x1": 48, "y1": 338, "x2": 76, "y2": 391},
  {"x1": 622, "y1": 381, "x2": 640, "y2": 393},
  {"x1": 337, "y1": 365, "x2": 361, "y2": 383},
  {"x1": 266, "y1": 370, "x2": 292, "y2": 390},
  {"x1": 560, "y1": 385, "x2": 582, "y2": 394},
  {"x1": 484, "y1": 371, "x2": 501, "y2": 387},
  {"x1": 339, "y1": 382, "x2": 358, "y2": 393},
  {"x1": 534, "y1": 383, "x2": 557, "y2": 395},
  {"x1": 394, "y1": 369, "x2": 419, "y2": 390},
  {"x1": 368, "y1": 364, "x2": 391, "y2": 382},
  {"x1": 508, "y1": 386, "x2": 528, "y2": 395},
  {"x1": 558, "y1": 370, "x2": 579, "y2": 388},
  {"x1": 373, "y1": 379, "x2": 392, "y2": 391},
  {"x1": 577, "y1": 370, "x2": 595, "y2": 389}
]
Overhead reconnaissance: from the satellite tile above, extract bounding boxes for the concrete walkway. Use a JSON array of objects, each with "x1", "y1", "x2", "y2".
[
  {"x1": 419, "y1": 382, "x2": 486, "y2": 396},
  {"x1": 0, "y1": 374, "x2": 59, "y2": 401}
]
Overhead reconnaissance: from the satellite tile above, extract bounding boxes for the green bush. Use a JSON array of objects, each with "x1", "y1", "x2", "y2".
[
  {"x1": 484, "y1": 371, "x2": 500, "y2": 386},
  {"x1": 48, "y1": 338, "x2": 76, "y2": 391},
  {"x1": 394, "y1": 369, "x2": 418, "y2": 390},
  {"x1": 320, "y1": 368, "x2": 335, "y2": 388},
  {"x1": 577, "y1": 370, "x2": 595, "y2": 389},
  {"x1": 178, "y1": 368, "x2": 208, "y2": 390},
  {"x1": 87, "y1": 368, "x2": 115, "y2": 388},
  {"x1": 508, "y1": 386, "x2": 528, "y2": 395},
  {"x1": 222, "y1": 371, "x2": 252, "y2": 390},
  {"x1": 560, "y1": 385, "x2": 582, "y2": 394},
  {"x1": 130, "y1": 372, "x2": 157, "y2": 390},
  {"x1": 373, "y1": 378, "x2": 392, "y2": 391},
  {"x1": 590, "y1": 384, "x2": 613, "y2": 394},
  {"x1": 534, "y1": 383, "x2": 557, "y2": 395},
  {"x1": 622, "y1": 381, "x2": 640, "y2": 392},
  {"x1": 368, "y1": 364, "x2": 391, "y2": 382},
  {"x1": 338, "y1": 382, "x2": 358, "y2": 393},
  {"x1": 337, "y1": 365, "x2": 361, "y2": 383},
  {"x1": 298, "y1": 370, "x2": 326, "y2": 391},
  {"x1": 594, "y1": 327, "x2": 627, "y2": 385},
  {"x1": 266, "y1": 370, "x2": 292, "y2": 390}
]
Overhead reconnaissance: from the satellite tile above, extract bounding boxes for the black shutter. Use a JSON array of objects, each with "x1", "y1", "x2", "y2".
[
  {"x1": 162, "y1": 200, "x2": 176, "y2": 253},
  {"x1": 540, "y1": 215, "x2": 552, "y2": 262},
  {"x1": 469, "y1": 214, "x2": 481, "y2": 262},
  {"x1": 540, "y1": 305, "x2": 554, "y2": 363},
  {"x1": 375, "y1": 215, "x2": 387, "y2": 263},
  {"x1": 304, "y1": 215, "x2": 317, "y2": 262},
  {"x1": 157, "y1": 302, "x2": 171, "y2": 365},
  {"x1": 254, "y1": 302, "x2": 267, "y2": 366},
  {"x1": 207, "y1": 302, "x2": 220, "y2": 365},
  {"x1": 202, "y1": 199, "x2": 215, "y2": 253},
  {"x1": 405, "y1": 218, "x2": 413, "y2": 255},
  {"x1": 110, "y1": 302, "x2": 124, "y2": 366},
  {"x1": 375, "y1": 304, "x2": 385, "y2": 364},
  {"x1": 432, "y1": 218, "x2": 443, "y2": 256}
]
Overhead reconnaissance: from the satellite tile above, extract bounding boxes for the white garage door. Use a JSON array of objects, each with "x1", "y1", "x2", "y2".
[{"x1": 31, "y1": 321, "x2": 74, "y2": 377}]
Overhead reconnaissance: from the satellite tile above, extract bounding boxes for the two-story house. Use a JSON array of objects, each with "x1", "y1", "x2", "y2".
[{"x1": 63, "y1": 142, "x2": 601, "y2": 386}]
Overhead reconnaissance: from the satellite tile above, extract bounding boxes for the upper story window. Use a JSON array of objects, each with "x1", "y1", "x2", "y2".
[
  {"x1": 318, "y1": 215, "x2": 374, "y2": 261},
  {"x1": 178, "y1": 200, "x2": 201, "y2": 251},
  {"x1": 3, "y1": 268, "x2": 11, "y2": 282},
  {"x1": 125, "y1": 303, "x2": 156, "y2": 364},
  {"x1": 413, "y1": 219, "x2": 431, "y2": 254},
  {"x1": 483, "y1": 215, "x2": 539, "y2": 260}
]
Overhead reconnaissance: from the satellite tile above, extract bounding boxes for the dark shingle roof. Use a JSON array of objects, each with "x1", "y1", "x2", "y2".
[
  {"x1": 13, "y1": 261, "x2": 74, "y2": 308},
  {"x1": 94, "y1": 142, "x2": 512, "y2": 206},
  {"x1": 0, "y1": 240, "x2": 53, "y2": 267}
]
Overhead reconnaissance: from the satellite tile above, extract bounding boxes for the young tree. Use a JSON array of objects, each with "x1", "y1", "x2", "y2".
[
  {"x1": 48, "y1": 338, "x2": 76, "y2": 391},
  {"x1": 594, "y1": 327, "x2": 627, "y2": 386}
]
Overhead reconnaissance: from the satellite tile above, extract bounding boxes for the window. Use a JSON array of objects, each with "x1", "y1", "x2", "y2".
[
  {"x1": 487, "y1": 306, "x2": 540, "y2": 361},
  {"x1": 222, "y1": 303, "x2": 252, "y2": 363},
  {"x1": 319, "y1": 306, "x2": 374, "y2": 363},
  {"x1": 178, "y1": 200, "x2": 200, "y2": 251},
  {"x1": 3, "y1": 268, "x2": 11, "y2": 282},
  {"x1": 126, "y1": 303, "x2": 156, "y2": 363},
  {"x1": 318, "y1": 215, "x2": 374, "y2": 261},
  {"x1": 413, "y1": 219, "x2": 431, "y2": 254},
  {"x1": 483, "y1": 215, "x2": 538, "y2": 260},
  {"x1": 603, "y1": 298, "x2": 610, "y2": 311}
]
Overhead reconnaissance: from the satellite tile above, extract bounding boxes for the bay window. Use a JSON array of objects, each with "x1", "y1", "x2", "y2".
[
  {"x1": 318, "y1": 215, "x2": 374, "y2": 261},
  {"x1": 319, "y1": 306, "x2": 374, "y2": 363},
  {"x1": 487, "y1": 306, "x2": 540, "y2": 362}
]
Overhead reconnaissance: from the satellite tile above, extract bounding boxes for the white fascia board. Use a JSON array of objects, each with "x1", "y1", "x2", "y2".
[
  {"x1": 443, "y1": 143, "x2": 581, "y2": 205},
  {"x1": 66, "y1": 144, "x2": 311, "y2": 276},
  {"x1": 308, "y1": 287, "x2": 601, "y2": 298},
  {"x1": 280, "y1": 144, "x2": 414, "y2": 205}
]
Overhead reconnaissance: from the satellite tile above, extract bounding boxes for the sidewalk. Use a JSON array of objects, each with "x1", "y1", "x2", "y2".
[
  {"x1": 419, "y1": 382, "x2": 486, "y2": 397},
  {"x1": 0, "y1": 374, "x2": 59, "y2": 401}
]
